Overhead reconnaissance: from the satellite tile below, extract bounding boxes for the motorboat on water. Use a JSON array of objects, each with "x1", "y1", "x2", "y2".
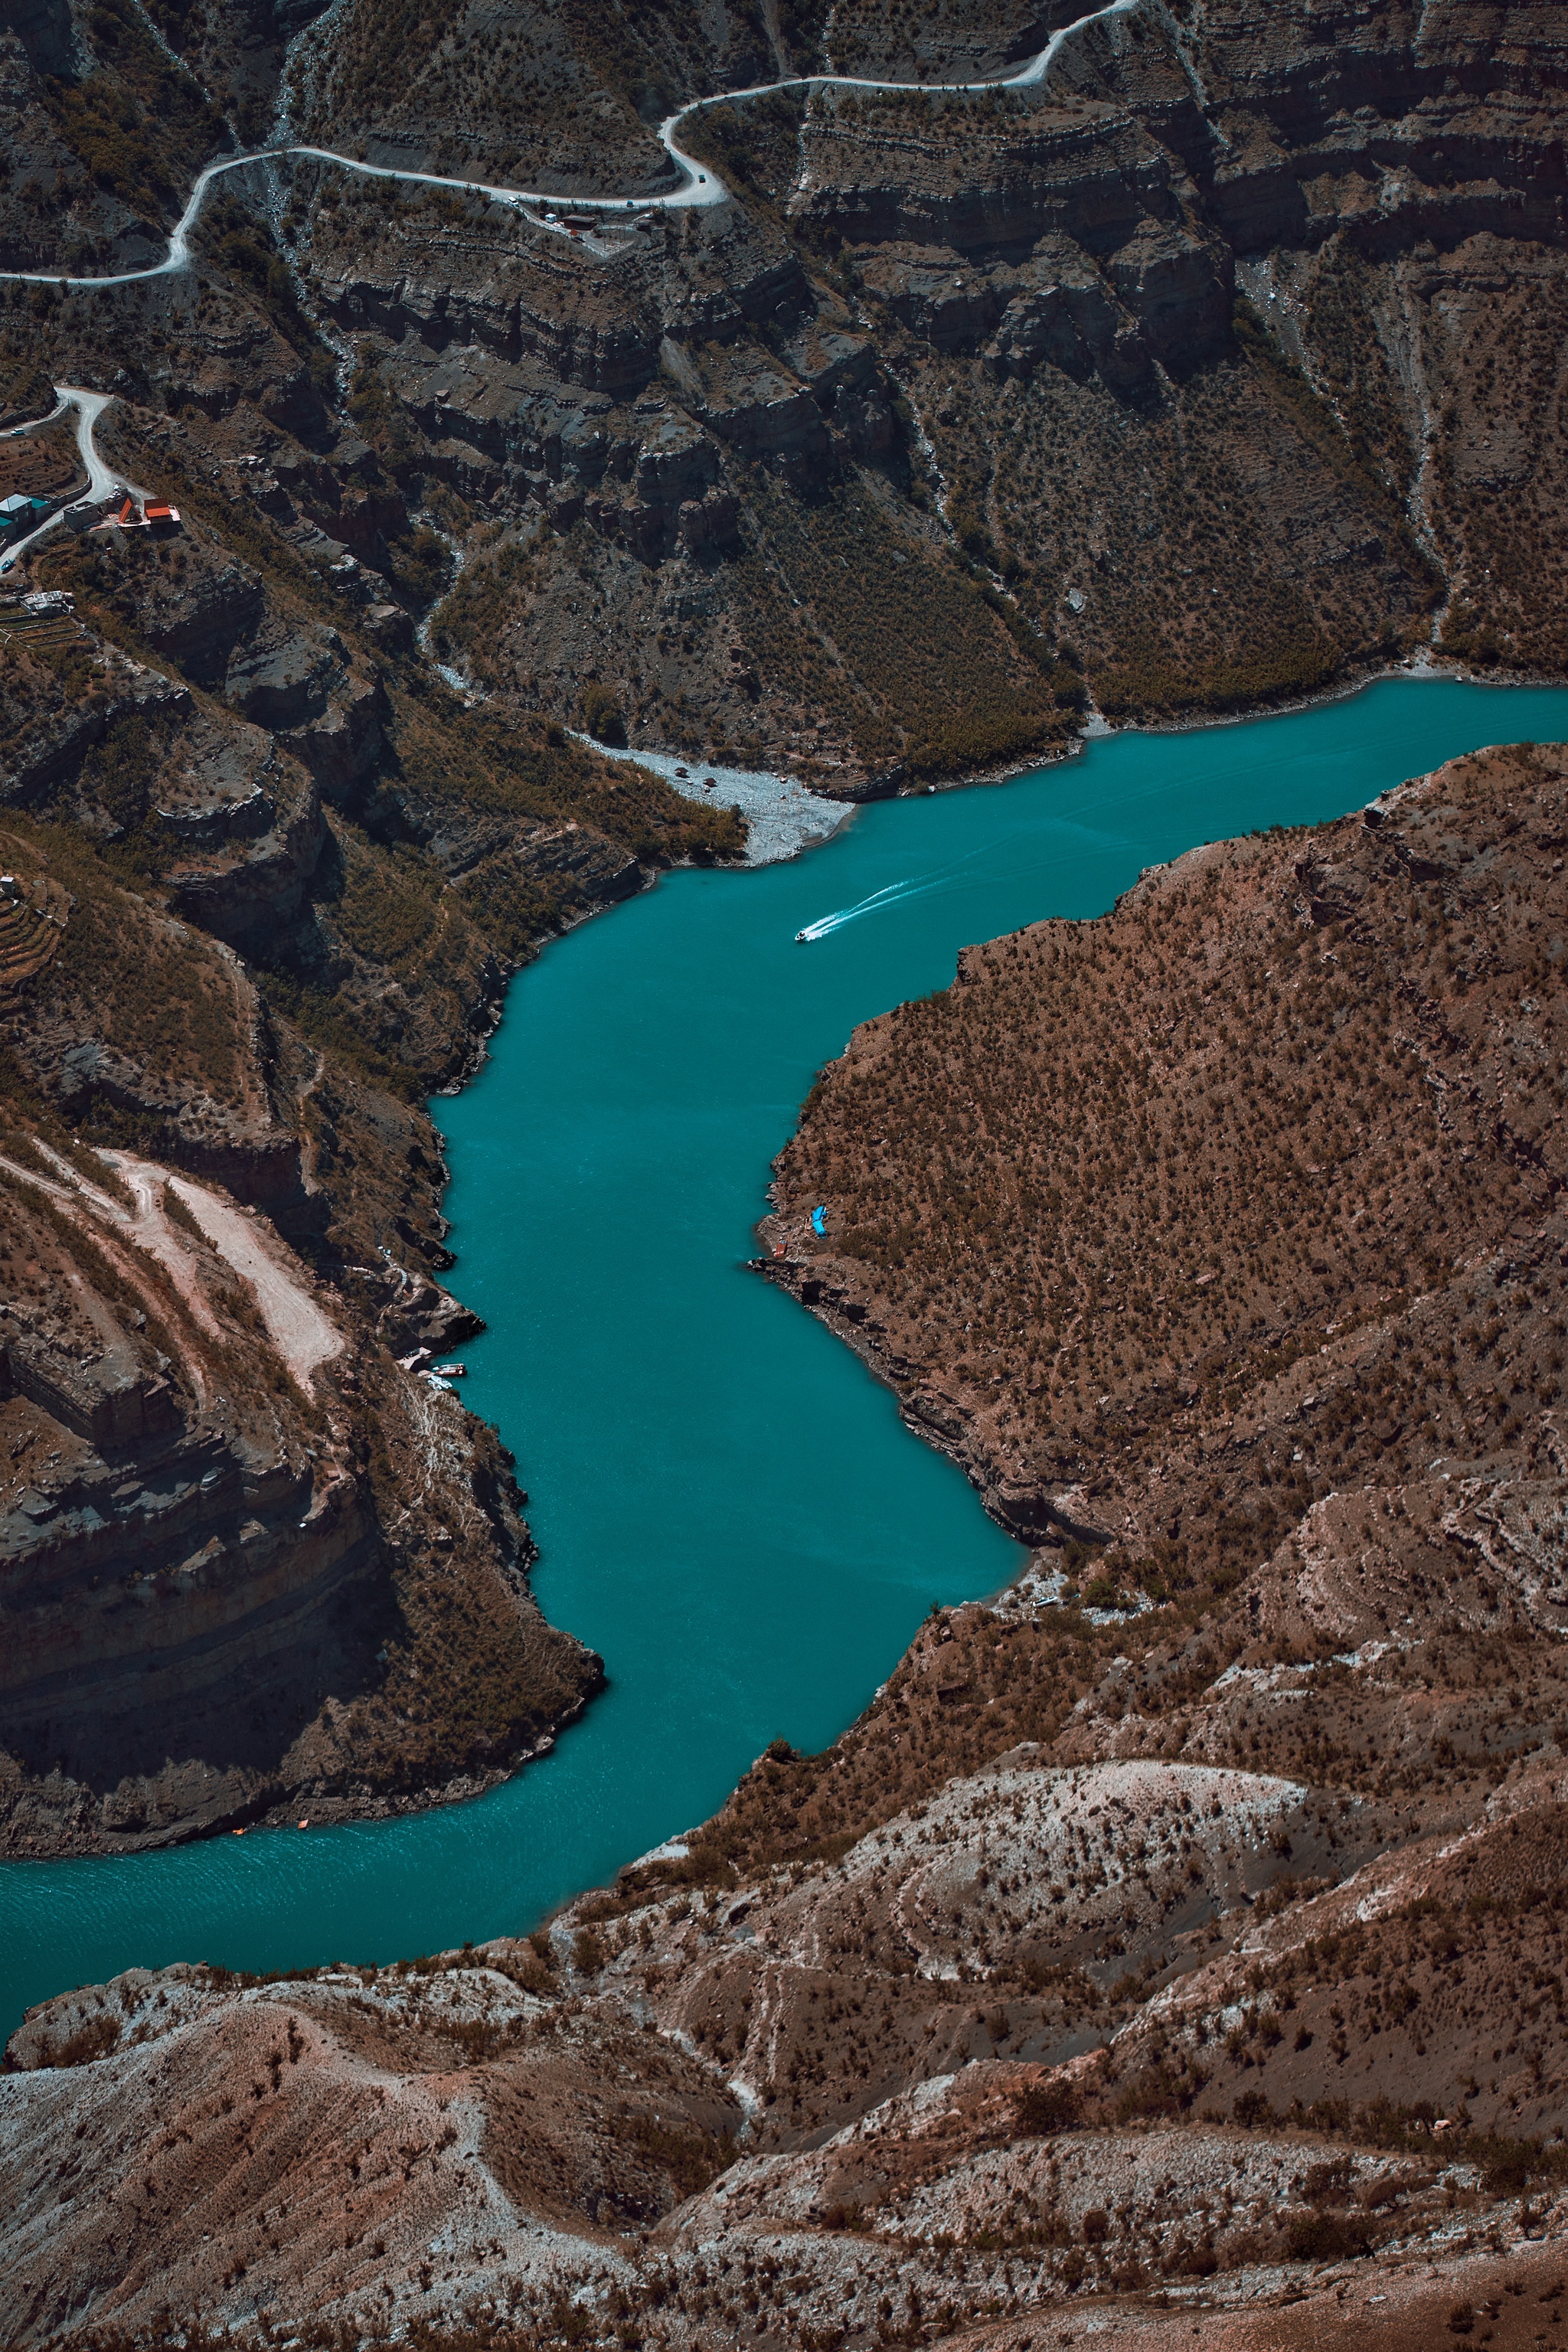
[{"x1": 795, "y1": 929, "x2": 809, "y2": 942}]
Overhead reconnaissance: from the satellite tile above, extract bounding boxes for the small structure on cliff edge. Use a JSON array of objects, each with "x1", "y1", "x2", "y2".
[{"x1": 93, "y1": 495, "x2": 181, "y2": 533}]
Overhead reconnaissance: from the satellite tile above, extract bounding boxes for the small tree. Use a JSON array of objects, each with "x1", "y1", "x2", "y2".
[{"x1": 583, "y1": 681, "x2": 626, "y2": 745}]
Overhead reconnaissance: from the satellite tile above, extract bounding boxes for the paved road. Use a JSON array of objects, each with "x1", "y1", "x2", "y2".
[
  {"x1": 658, "y1": 0, "x2": 1140, "y2": 201},
  {"x1": 0, "y1": 0, "x2": 1139, "y2": 291},
  {"x1": 0, "y1": 385, "x2": 142, "y2": 574}
]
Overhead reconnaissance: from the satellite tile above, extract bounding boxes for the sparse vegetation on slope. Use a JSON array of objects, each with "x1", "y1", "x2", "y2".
[
  {"x1": 769, "y1": 744, "x2": 1567, "y2": 1581},
  {"x1": 4, "y1": 0, "x2": 1568, "y2": 2331}
]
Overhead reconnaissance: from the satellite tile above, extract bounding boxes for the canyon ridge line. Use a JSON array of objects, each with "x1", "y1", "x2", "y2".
[{"x1": 0, "y1": 0, "x2": 1141, "y2": 292}]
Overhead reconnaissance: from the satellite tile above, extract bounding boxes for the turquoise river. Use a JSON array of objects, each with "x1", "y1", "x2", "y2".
[{"x1": 5, "y1": 673, "x2": 1568, "y2": 2036}]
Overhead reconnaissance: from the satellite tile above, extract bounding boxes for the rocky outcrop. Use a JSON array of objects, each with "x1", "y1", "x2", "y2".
[
  {"x1": 701, "y1": 352, "x2": 833, "y2": 467},
  {"x1": 0, "y1": 1325, "x2": 179, "y2": 1452},
  {"x1": 129, "y1": 550, "x2": 267, "y2": 685},
  {"x1": 0, "y1": 645, "x2": 191, "y2": 807},
  {"x1": 0, "y1": 1138, "x2": 360, "y2": 1854},
  {"x1": 0, "y1": 1404, "x2": 380, "y2": 1851},
  {"x1": 64, "y1": 925, "x2": 321, "y2": 1216},
  {"x1": 799, "y1": 99, "x2": 1191, "y2": 261},
  {"x1": 0, "y1": 1118, "x2": 600, "y2": 1859},
  {"x1": 223, "y1": 619, "x2": 345, "y2": 730},
  {"x1": 368, "y1": 1261, "x2": 484, "y2": 1354},
  {"x1": 1177, "y1": 0, "x2": 1568, "y2": 256},
  {"x1": 361, "y1": 315, "x2": 877, "y2": 569},
  {"x1": 318, "y1": 239, "x2": 665, "y2": 394},
  {"x1": 405, "y1": 793, "x2": 648, "y2": 913},
  {"x1": 223, "y1": 620, "x2": 385, "y2": 801},
  {"x1": 166, "y1": 766, "x2": 328, "y2": 942},
  {"x1": 510, "y1": 819, "x2": 644, "y2": 903},
  {"x1": 837, "y1": 157, "x2": 1232, "y2": 384}
]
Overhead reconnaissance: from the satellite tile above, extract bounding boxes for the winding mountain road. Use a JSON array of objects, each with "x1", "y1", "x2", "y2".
[
  {"x1": 0, "y1": 387, "x2": 141, "y2": 573},
  {"x1": 0, "y1": 2, "x2": 1135, "y2": 570},
  {"x1": 0, "y1": 0, "x2": 1138, "y2": 292}
]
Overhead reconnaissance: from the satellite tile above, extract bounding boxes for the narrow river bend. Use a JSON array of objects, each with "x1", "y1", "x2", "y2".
[{"x1": 5, "y1": 673, "x2": 1567, "y2": 2036}]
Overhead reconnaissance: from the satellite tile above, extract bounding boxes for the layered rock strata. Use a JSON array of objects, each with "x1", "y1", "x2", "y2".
[
  {"x1": 10, "y1": 753, "x2": 1568, "y2": 2341},
  {"x1": 0, "y1": 816, "x2": 604, "y2": 1855}
]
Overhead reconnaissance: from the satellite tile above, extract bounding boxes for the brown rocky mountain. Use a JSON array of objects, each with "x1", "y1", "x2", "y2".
[
  {"x1": 0, "y1": 416, "x2": 740, "y2": 1851},
  {"x1": 5, "y1": 0, "x2": 1566, "y2": 788},
  {"x1": 8, "y1": 749, "x2": 1568, "y2": 2349},
  {"x1": 0, "y1": 817, "x2": 606, "y2": 1853},
  {"x1": 766, "y1": 740, "x2": 1568, "y2": 1573},
  {"x1": 0, "y1": 628, "x2": 737, "y2": 1851},
  {"x1": 0, "y1": 164, "x2": 741, "y2": 1846},
  {"x1": 3, "y1": 0, "x2": 1568, "y2": 2335}
]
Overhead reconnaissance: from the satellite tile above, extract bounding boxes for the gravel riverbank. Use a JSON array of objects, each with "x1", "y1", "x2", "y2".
[{"x1": 593, "y1": 740, "x2": 852, "y2": 864}]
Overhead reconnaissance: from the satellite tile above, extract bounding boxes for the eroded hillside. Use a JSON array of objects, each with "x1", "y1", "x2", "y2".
[
  {"x1": 0, "y1": 821, "x2": 603, "y2": 1852},
  {"x1": 8, "y1": 749, "x2": 1568, "y2": 2347},
  {"x1": 12, "y1": 1608, "x2": 1568, "y2": 2348},
  {"x1": 3, "y1": 0, "x2": 1568, "y2": 2334},
  {"x1": 0, "y1": 328, "x2": 738, "y2": 1844},
  {"x1": 769, "y1": 743, "x2": 1567, "y2": 1576},
  {"x1": 4, "y1": 0, "x2": 1566, "y2": 789}
]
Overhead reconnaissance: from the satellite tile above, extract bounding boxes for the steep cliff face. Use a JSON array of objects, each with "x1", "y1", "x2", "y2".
[
  {"x1": 0, "y1": 1116, "x2": 604, "y2": 1854},
  {"x1": 2, "y1": 8, "x2": 1568, "y2": 2323},
  {"x1": 0, "y1": 819, "x2": 603, "y2": 1856},
  {"x1": 0, "y1": 403, "x2": 730, "y2": 1848},
  {"x1": 6, "y1": 0, "x2": 1562, "y2": 807},
  {"x1": 245, "y1": 0, "x2": 1568, "y2": 762},
  {"x1": 0, "y1": 1133, "x2": 365, "y2": 1850},
  {"x1": 5, "y1": 0, "x2": 1567, "y2": 781}
]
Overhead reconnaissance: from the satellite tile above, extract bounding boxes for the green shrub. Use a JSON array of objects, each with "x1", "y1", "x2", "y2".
[
  {"x1": 572, "y1": 1926, "x2": 605, "y2": 1975},
  {"x1": 1095, "y1": 631, "x2": 1341, "y2": 719},
  {"x1": 1284, "y1": 2210, "x2": 1369, "y2": 2262},
  {"x1": 43, "y1": 2011, "x2": 119, "y2": 2067},
  {"x1": 385, "y1": 524, "x2": 447, "y2": 607},
  {"x1": 1014, "y1": 2077, "x2": 1082, "y2": 2134},
  {"x1": 42, "y1": 0, "x2": 221, "y2": 223},
  {"x1": 583, "y1": 681, "x2": 626, "y2": 746}
]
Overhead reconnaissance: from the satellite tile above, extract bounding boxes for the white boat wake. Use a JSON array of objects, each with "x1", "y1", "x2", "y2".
[
  {"x1": 795, "y1": 829, "x2": 1013, "y2": 938},
  {"x1": 796, "y1": 879, "x2": 927, "y2": 941},
  {"x1": 794, "y1": 789, "x2": 1161, "y2": 938},
  {"x1": 0, "y1": 0, "x2": 1141, "y2": 289}
]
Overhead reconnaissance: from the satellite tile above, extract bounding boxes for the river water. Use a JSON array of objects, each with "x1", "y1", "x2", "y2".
[{"x1": 5, "y1": 673, "x2": 1567, "y2": 2034}]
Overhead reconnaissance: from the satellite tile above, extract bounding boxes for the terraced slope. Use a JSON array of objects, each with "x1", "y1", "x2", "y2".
[{"x1": 0, "y1": 880, "x2": 64, "y2": 986}]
